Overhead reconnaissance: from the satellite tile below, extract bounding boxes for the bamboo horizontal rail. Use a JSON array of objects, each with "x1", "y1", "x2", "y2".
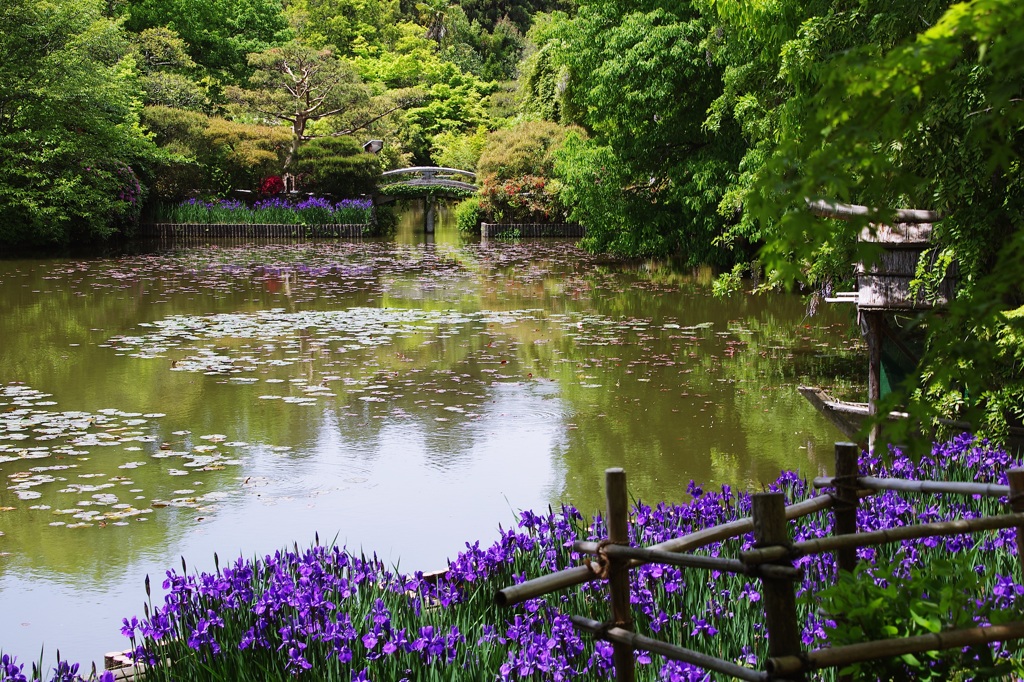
[
  {"x1": 571, "y1": 616, "x2": 769, "y2": 682},
  {"x1": 813, "y1": 475, "x2": 1010, "y2": 498},
  {"x1": 805, "y1": 199, "x2": 941, "y2": 223},
  {"x1": 767, "y1": 621, "x2": 1024, "y2": 676},
  {"x1": 495, "y1": 493, "x2": 849, "y2": 607},
  {"x1": 741, "y1": 512, "x2": 1024, "y2": 565},
  {"x1": 493, "y1": 564, "x2": 600, "y2": 607},
  {"x1": 572, "y1": 542, "x2": 802, "y2": 580}
]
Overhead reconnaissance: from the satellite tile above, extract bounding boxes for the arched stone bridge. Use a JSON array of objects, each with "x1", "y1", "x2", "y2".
[
  {"x1": 377, "y1": 166, "x2": 478, "y2": 195},
  {"x1": 375, "y1": 167, "x2": 478, "y2": 233}
]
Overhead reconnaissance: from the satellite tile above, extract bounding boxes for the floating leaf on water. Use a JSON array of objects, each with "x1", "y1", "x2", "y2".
[{"x1": 119, "y1": 462, "x2": 146, "y2": 469}]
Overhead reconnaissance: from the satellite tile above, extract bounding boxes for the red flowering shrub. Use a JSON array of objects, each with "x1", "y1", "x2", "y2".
[
  {"x1": 259, "y1": 175, "x2": 285, "y2": 195},
  {"x1": 478, "y1": 174, "x2": 567, "y2": 223}
]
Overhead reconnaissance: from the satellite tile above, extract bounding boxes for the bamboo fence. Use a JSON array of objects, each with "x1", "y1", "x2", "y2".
[{"x1": 495, "y1": 442, "x2": 1024, "y2": 681}]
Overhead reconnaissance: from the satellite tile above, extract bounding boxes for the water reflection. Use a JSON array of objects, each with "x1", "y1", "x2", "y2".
[{"x1": 0, "y1": 213, "x2": 861, "y2": 665}]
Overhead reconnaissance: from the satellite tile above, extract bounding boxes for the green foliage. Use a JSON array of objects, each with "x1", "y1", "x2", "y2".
[
  {"x1": 473, "y1": 120, "x2": 576, "y2": 223},
  {"x1": 461, "y1": 0, "x2": 574, "y2": 35},
  {"x1": 517, "y1": 12, "x2": 574, "y2": 122},
  {"x1": 226, "y1": 42, "x2": 370, "y2": 168},
  {"x1": 294, "y1": 136, "x2": 380, "y2": 197},
  {"x1": 121, "y1": 0, "x2": 290, "y2": 81},
  {"x1": 550, "y1": 0, "x2": 744, "y2": 262},
  {"x1": 814, "y1": 557, "x2": 1024, "y2": 680},
  {"x1": 455, "y1": 195, "x2": 483, "y2": 233},
  {"x1": 477, "y1": 119, "x2": 573, "y2": 180},
  {"x1": 743, "y1": 0, "x2": 1024, "y2": 440},
  {"x1": 130, "y1": 27, "x2": 212, "y2": 111},
  {"x1": 431, "y1": 127, "x2": 488, "y2": 170},
  {"x1": 141, "y1": 105, "x2": 290, "y2": 197},
  {"x1": 376, "y1": 184, "x2": 474, "y2": 200},
  {"x1": 0, "y1": 0, "x2": 157, "y2": 246},
  {"x1": 289, "y1": 0, "x2": 401, "y2": 55}
]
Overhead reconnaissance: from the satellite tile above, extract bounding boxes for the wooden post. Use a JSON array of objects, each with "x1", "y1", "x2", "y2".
[
  {"x1": 833, "y1": 442, "x2": 860, "y2": 574},
  {"x1": 1009, "y1": 468, "x2": 1024, "y2": 576},
  {"x1": 606, "y1": 468, "x2": 635, "y2": 682},
  {"x1": 425, "y1": 195, "x2": 436, "y2": 234},
  {"x1": 752, "y1": 493, "x2": 803, "y2": 679},
  {"x1": 864, "y1": 312, "x2": 883, "y2": 452}
]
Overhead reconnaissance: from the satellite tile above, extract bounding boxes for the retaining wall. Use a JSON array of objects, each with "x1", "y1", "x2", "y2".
[
  {"x1": 139, "y1": 223, "x2": 366, "y2": 239},
  {"x1": 480, "y1": 223, "x2": 585, "y2": 238}
]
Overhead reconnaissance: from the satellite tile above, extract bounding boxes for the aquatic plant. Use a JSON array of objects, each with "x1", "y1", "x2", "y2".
[
  {"x1": 155, "y1": 198, "x2": 373, "y2": 226},
  {"x1": 113, "y1": 434, "x2": 1024, "y2": 681}
]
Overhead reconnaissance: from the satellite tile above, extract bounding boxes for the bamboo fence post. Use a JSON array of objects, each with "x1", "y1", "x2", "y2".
[
  {"x1": 752, "y1": 493, "x2": 803, "y2": 679},
  {"x1": 1009, "y1": 468, "x2": 1024, "y2": 576},
  {"x1": 605, "y1": 468, "x2": 635, "y2": 682},
  {"x1": 833, "y1": 442, "x2": 860, "y2": 574}
]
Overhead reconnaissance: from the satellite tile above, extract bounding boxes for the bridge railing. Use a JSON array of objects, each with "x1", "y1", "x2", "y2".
[{"x1": 380, "y1": 166, "x2": 477, "y2": 181}]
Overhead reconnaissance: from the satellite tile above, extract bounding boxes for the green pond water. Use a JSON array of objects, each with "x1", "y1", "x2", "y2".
[{"x1": 0, "y1": 205, "x2": 863, "y2": 666}]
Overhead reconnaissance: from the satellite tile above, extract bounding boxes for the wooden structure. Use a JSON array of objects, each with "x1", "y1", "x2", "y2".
[
  {"x1": 496, "y1": 449, "x2": 1024, "y2": 681},
  {"x1": 807, "y1": 200, "x2": 954, "y2": 449}
]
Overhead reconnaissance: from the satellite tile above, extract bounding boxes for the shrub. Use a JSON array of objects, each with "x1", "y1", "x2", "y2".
[{"x1": 455, "y1": 195, "x2": 483, "y2": 233}]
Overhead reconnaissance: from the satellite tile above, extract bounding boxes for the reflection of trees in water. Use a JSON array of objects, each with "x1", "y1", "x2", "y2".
[{"x1": 0, "y1": 241, "x2": 860, "y2": 580}]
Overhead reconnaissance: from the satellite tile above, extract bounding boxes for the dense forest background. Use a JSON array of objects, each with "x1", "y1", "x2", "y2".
[{"x1": 1, "y1": 0, "x2": 1023, "y2": 438}]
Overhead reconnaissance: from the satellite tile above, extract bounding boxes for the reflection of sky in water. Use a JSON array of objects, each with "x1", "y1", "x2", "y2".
[
  {"x1": 0, "y1": 380, "x2": 565, "y2": 667},
  {"x1": 0, "y1": 232, "x2": 860, "y2": 668}
]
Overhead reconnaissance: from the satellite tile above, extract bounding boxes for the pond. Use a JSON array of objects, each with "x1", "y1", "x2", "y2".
[{"x1": 0, "y1": 205, "x2": 862, "y2": 666}]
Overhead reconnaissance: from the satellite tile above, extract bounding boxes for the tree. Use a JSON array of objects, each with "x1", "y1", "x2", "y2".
[
  {"x1": 141, "y1": 105, "x2": 291, "y2": 197},
  {"x1": 288, "y1": 0, "x2": 401, "y2": 55},
  {"x1": 550, "y1": 0, "x2": 743, "y2": 262},
  {"x1": 130, "y1": 27, "x2": 211, "y2": 111},
  {"x1": 122, "y1": 0, "x2": 290, "y2": 81},
  {"x1": 0, "y1": 0, "x2": 156, "y2": 245},
  {"x1": 226, "y1": 43, "x2": 371, "y2": 169},
  {"x1": 294, "y1": 136, "x2": 380, "y2": 196}
]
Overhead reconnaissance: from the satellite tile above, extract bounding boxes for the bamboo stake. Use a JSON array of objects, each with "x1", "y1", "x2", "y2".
[
  {"x1": 571, "y1": 616, "x2": 769, "y2": 682},
  {"x1": 494, "y1": 493, "x2": 856, "y2": 607},
  {"x1": 768, "y1": 621, "x2": 1024, "y2": 677},
  {"x1": 813, "y1": 475, "x2": 1010, "y2": 498},
  {"x1": 742, "y1": 512, "x2": 1024, "y2": 564},
  {"x1": 573, "y1": 542, "x2": 802, "y2": 580},
  {"x1": 752, "y1": 493, "x2": 802, "y2": 673},
  {"x1": 605, "y1": 468, "x2": 635, "y2": 682},
  {"x1": 1009, "y1": 468, "x2": 1024, "y2": 576},
  {"x1": 833, "y1": 442, "x2": 860, "y2": 574}
]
